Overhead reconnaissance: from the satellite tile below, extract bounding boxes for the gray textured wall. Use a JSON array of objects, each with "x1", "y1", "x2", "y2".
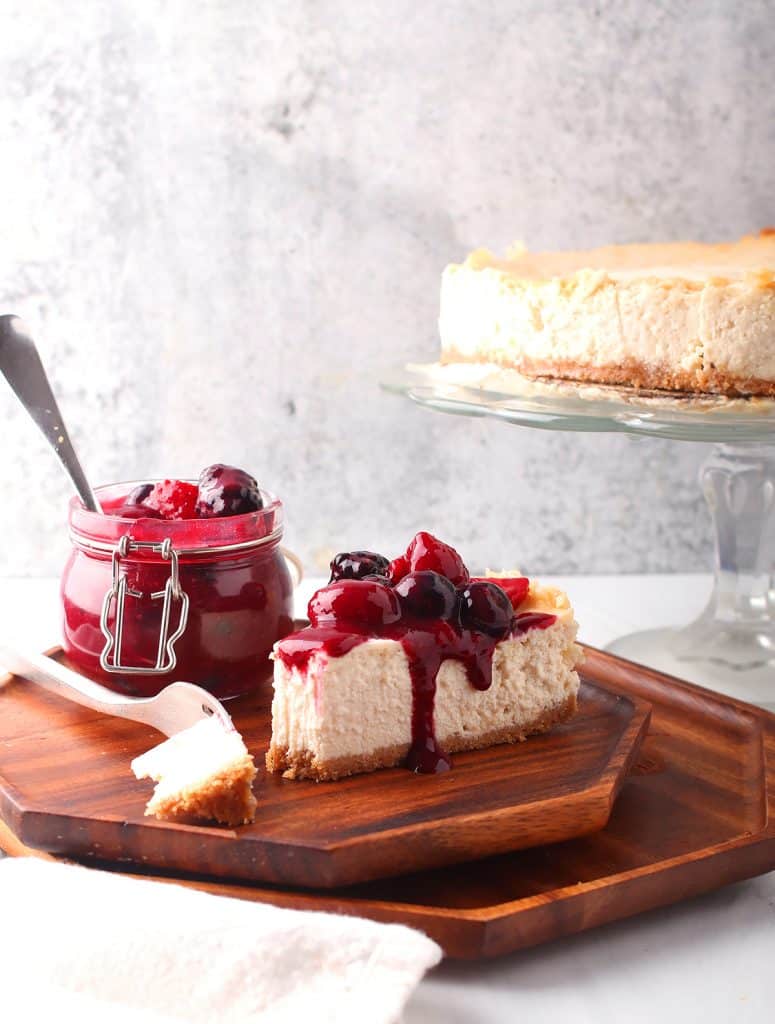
[{"x1": 1, "y1": 1, "x2": 773, "y2": 577}]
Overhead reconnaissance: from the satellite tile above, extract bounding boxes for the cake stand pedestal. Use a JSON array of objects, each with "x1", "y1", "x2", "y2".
[
  {"x1": 609, "y1": 443, "x2": 775, "y2": 710},
  {"x1": 382, "y1": 364, "x2": 775, "y2": 710}
]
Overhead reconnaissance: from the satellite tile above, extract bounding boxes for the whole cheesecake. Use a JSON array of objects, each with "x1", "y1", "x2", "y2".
[
  {"x1": 267, "y1": 534, "x2": 583, "y2": 781},
  {"x1": 439, "y1": 230, "x2": 775, "y2": 396}
]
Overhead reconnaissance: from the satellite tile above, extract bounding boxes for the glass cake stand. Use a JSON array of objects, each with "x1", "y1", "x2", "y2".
[{"x1": 382, "y1": 363, "x2": 775, "y2": 709}]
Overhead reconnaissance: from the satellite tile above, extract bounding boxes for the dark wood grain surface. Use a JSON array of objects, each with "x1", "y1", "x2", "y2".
[
  {"x1": 1, "y1": 647, "x2": 773, "y2": 958},
  {"x1": 0, "y1": 651, "x2": 649, "y2": 887}
]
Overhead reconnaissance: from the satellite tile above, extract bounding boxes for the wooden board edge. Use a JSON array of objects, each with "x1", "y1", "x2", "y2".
[
  {"x1": 580, "y1": 645, "x2": 775, "y2": 726},
  {"x1": 0, "y1": 817, "x2": 55, "y2": 861},
  {"x1": 478, "y1": 832, "x2": 775, "y2": 958}
]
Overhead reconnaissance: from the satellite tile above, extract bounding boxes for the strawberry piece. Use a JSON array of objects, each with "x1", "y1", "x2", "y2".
[
  {"x1": 405, "y1": 532, "x2": 469, "y2": 586},
  {"x1": 387, "y1": 555, "x2": 410, "y2": 584},
  {"x1": 144, "y1": 480, "x2": 199, "y2": 520}
]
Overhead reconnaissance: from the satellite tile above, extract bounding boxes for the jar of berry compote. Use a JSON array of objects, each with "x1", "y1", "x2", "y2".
[{"x1": 61, "y1": 479, "x2": 298, "y2": 699}]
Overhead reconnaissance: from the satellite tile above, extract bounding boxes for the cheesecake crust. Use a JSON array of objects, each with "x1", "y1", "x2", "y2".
[
  {"x1": 266, "y1": 692, "x2": 578, "y2": 782},
  {"x1": 144, "y1": 754, "x2": 258, "y2": 827},
  {"x1": 441, "y1": 348, "x2": 775, "y2": 397}
]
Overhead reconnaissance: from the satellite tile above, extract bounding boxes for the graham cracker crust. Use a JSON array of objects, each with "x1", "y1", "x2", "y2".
[
  {"x1": 265, "y1": 692, "x2": 578, "y2": 782},
  {"x1": 145, "y1": 754, "x2": 258, "y2": 827},
  {"x1": 441, "y1": 350, "x2": 775, "y2": 398}
]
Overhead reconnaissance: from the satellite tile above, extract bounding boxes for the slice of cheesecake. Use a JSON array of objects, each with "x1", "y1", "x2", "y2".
[
  {"x1": 267, "y1": 535, "x2": 583, "y2": 781},
  {"x1": 439, "y1": 230, "x2": 775, "y2": 396},
  {"x1": 132, "y1": 716, "x2": 258, "y2": 826}
]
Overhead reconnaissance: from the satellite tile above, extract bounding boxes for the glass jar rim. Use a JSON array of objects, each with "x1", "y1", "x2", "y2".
[{"x1": 68, "y1": 479, "x2": 284, "y2": 556}]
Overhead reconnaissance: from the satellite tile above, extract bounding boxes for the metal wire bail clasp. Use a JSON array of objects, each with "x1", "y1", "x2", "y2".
[{"x1": 99, "y1": 535, "x2": 190, "y2": 675}]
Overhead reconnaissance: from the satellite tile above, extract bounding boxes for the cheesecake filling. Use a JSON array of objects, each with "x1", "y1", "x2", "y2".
[{"x1": 275, "y1": 598, "x2": 557, "y2": 774}]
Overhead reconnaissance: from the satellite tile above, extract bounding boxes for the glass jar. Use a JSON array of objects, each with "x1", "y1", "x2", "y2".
[{"x1": 61, "y1": 481, "x2": 298, "y2": 699}]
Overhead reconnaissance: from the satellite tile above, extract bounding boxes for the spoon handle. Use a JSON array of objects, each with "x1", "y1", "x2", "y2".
[{"x1": 0, "y1": 315, "x2": 101, "y2": 512}]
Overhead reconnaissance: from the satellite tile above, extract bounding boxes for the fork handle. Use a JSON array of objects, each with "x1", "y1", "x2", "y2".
[{"x1": 0, "y1": 646, "x2": 156, "y2": 724}]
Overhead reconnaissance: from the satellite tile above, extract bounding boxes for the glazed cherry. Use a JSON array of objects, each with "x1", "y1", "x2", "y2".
[
  {"x1": 144, "y1": 480, "x2": 199, "y2": 520},
  {"x1": 308, "y1": 579, "x2": 401, "y2": 629},
  {"x1": 473, "y1": 576, "x2": 530, "y2": 610},
  {"x1": 395, "y1": 571, "x2": 458, "y2": 620},
  {"x1": 405, "y1": 532, "x2": 469, "y2": 586},
  {"x1": 196, "y1": 464, "x2": 263, "y2": 518},
  {"x1": 329, "y1": 550, "x2": 390, "y2": 583},
  {"x1": 459, "y1": 580, "x2": 513, "y2": 637}
]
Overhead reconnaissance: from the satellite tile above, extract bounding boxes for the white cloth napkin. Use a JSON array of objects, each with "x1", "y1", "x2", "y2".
[{"x1": 0, "y1": 858, "x2": 441, "y2": 1024}]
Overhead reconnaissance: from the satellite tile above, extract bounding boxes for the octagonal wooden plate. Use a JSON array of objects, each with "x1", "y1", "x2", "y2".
[{"x1": 0, "y1": 649, "x2": 649, "y2": 888}]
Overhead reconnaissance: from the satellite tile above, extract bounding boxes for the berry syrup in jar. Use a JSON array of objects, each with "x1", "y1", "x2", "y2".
[{"x1": 61, "y1": 481, "x2": 296, "y2": 698}]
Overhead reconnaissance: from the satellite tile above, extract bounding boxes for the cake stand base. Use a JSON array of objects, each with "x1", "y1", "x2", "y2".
[{"x1": 606, "y1": 627, "x2": 775, "y2": 713}]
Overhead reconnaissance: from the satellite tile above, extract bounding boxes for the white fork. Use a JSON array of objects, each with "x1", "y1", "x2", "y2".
[{"x1": 0, "y1": 646, "x2": 235, "y2": 737}]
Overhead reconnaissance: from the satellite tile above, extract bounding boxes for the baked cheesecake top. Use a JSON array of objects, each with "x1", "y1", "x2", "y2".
[{"x1": 455, "y1": 230, "x2": 775, "y2": 287}]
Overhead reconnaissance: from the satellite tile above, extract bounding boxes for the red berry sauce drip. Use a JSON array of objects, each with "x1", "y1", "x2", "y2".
[
  {"x1": 277, "y1": 535, "x2": 557, "y2": 774},
  {"x1": 400, "y1": 629, "x2": 452, "y2": 773},
  {"x1": 512, "y1": 612, "x2": 558, "y2": 635}
]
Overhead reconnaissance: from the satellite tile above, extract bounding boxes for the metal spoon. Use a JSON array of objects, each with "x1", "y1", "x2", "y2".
[{"x1": 0, "y1": 314, "x2": 101, "y2": 512}]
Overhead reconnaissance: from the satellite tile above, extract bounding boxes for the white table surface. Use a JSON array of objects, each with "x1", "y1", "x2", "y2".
[{"x1": 1, "y1": 574, "x2": 772, "y2": 1023}]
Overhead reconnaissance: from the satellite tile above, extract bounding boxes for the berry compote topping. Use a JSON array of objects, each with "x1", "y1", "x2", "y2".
[
  {"x1": 395, "y1": 571, "x2": 457, "y2": 620},
  {"x1": 143, "y1": 480, "x2": 199, "y2": 520},
  {"x1": 308, "y1": 578, "x2": 401, "y2": 629},
  {"x1": 474, "y1": 575, "x2": 530, "y2": 610},
  {"x1": 196, "y1": 464, "x2": 263, "y2": 518},
  {"x1": 112, "y1": 504, "x2": 164, "y2": 520},
  {"x1": 459, "y1": 580, "x2": 513, "y2": 637},
  {"x1": 329, "y1": 550, "x2": 390, "y2": 583},
  {"x1": 277, "y1": 532, "x2": 557, "y2": 774},
  {"x1": 406, "y1": 531, "x2": 470, "y2": 586},
  {"x1": 126, "y1": 483, "x2": 154, "y2": 506},
  {"x1": 105, "y1": 465, "x2": 265, "y2": 521},
  {"x1": 109, "y1": 482, "x2": 164, "y2": 520},
  {"x1": 387, "y1": 555, "x2": 410, "y2": 584}
]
